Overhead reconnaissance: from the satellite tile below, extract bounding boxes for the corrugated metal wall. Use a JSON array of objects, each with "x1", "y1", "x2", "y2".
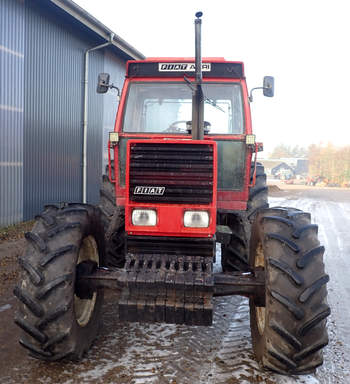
[
  {"x1": 0, "y1": 0, "x2": 25, "y2": 226},
  {"x1": 0, "y1": 0, "x2": 128, "y2": 225},
  {"x1": 24, "y1": 2, "x2": 85, "y2": 219}
]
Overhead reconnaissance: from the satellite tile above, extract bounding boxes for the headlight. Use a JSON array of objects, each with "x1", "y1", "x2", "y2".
[
  {"x1": 132, "y1": 209, "x2": 157, "y2": 226},
  {"x1": 184, "y1": 211, "x2": 209, "y2": 228}
]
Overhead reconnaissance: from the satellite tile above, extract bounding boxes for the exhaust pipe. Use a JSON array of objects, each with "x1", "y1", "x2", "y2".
[{"x1": 191, "y1": 12, "x2": 204, "y2": 140}]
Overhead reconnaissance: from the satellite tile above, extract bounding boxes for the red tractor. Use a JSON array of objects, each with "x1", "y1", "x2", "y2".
[{"x1": 14, "y1": 13, "x2": 329, "y2": 375}]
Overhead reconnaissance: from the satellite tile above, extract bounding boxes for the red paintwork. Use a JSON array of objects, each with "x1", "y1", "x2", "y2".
[
  {"x1": 107, "y1": 140, "x2": 117, "y2": 183},
  {"x1": 218, "y1": 201, "x2": 247, "y2": 211},
  {"x1": 125, "y1": 139, "x2": 217, "y2": 237},
  {"x1": 248, "y1": 143, "x2": 257, "y2": 188},
  {"x1": 109, "y1": 58, "x2": 256, "y2": 214}
]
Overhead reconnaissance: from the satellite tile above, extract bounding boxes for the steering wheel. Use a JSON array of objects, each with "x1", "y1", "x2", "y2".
[{"x1": 162, "y1": 120, "x2": 190, "y2": 133}]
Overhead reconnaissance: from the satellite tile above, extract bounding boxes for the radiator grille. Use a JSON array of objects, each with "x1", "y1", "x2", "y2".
[
  {"x1": 128, "y1": 142, "x2": 214, "y2": 204},
  {"x1": 126, "y1": 236, "x2": 215, "y2": 257}
]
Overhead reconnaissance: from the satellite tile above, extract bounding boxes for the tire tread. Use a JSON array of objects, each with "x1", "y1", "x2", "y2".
[
  {"x1": 249, "y1": 208, "x2": 330, "y2": 374},
  {"x1": 14, "y1": 206, "x2": 104, "y2": 361}
]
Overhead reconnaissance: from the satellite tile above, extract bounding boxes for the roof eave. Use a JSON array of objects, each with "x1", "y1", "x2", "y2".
[{"x1": 49, "y1": 0, "x2": 145, "y2": 60}]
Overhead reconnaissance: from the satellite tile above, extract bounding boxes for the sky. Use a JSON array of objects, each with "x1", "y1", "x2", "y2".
[{"x1": 74, "y1": 0, "x2": 350, "y2": 155}]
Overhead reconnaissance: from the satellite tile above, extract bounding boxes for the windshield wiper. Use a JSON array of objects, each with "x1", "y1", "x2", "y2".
[
  {"x1": 184, "y1": 75, "x2": 225, "y2": 113},
  {"x1": 204, "y1": 97, "x2": 225, "y2": 112}
]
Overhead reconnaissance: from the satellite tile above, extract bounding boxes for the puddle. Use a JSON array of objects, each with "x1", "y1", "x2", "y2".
[{"x1": 0, "y1": 304, "x2": 11, "y2": 313}]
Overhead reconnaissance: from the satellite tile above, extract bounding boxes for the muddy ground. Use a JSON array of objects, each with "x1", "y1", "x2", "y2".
[{"x1": 0, "y1": 187, "x2": 349, "y2": 383}]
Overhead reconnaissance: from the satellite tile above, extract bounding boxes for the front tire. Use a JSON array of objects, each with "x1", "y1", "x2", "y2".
[
  {"x1": 249, "y1": 207, "x2": 330, "y2": 374},
  {"x1": 99, "y1": 166, "x2": 125, "y2": 267},
  {"x1": 220, "y1": 214, "x2": 248, "y2": 271},
  {"x1": 14, "y1": 204, "x2": 104, "y2": 361}
]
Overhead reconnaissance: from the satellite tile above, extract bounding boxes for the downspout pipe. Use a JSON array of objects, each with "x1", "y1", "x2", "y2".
[{"x1": 83, "y1": 33, "x2": 114, "y2": 203}]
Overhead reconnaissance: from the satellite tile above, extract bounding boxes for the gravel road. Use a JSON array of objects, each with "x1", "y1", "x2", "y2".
[{"x1": 0, "y1": 187, "x2": 349, "y2": 384}]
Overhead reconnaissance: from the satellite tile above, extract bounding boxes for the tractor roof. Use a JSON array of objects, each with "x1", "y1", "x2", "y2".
[{"x1": 126, "y1": 58, "x2": 245, "y2": 79}]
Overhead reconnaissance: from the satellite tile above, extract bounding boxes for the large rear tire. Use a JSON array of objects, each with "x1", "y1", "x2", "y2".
[
  {"x1": 246, "y1": 163, "x2": 269, "y2": 222},
  {"x1": 249, "y1": 207, "x2": 330, "y2": 374},
  {"x1": 221, "y1": 164, "x2": 268, "y2": 272},
  {"x1": 14, "y1": 204, "x2": 104, "y2": 361},
  {"x1": 98, "y1": 166, "x2": 125, "y2": 268}
]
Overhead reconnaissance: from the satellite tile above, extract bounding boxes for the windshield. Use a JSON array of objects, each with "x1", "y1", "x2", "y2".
[{"x1": 122, "y1": 82, "x2": 244, "y2": 134}]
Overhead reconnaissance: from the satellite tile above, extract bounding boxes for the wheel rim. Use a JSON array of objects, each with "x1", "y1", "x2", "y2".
[
  {"x1": 74, "y1": 235, "x2": 99, "y2": 327},
  {"x1": 255, "y1": 241, "x2": 266, "y2": 336}
]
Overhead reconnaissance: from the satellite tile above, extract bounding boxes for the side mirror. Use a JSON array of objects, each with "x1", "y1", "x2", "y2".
[
  {"x1": 96, "y1": 73, "x2": 110, "y2": 94},
  {"x1": 263, "y1": 76, "x2": 274, "y2": 97}
]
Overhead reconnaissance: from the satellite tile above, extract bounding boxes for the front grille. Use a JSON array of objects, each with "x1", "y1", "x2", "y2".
[
  {"x1": 126, "y1": 236, "x2": 215, "y2": 257},
  {"x1": 129, "y1": 142, "x2": 214, "y2": 204}
]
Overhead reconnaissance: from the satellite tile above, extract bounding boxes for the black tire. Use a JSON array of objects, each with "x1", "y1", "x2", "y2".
[
  {"x1": 247, "y1": 163, "x2": 269, "y2": 222},
  {"x1": 220, "y1": 214, "x2": 248, "y2": 271},
  {"x1": 249, "y1": 207, "x2": 330, "y2": 375},
  {"x1": 105, "y1": 208, "x2": 126, "y2": 268},
  {"x1": 99, "y1": 167, "x2": 117, "y2": 232},
  {"x1": 98, "y1": 165, "x2": 125, "y2": 268},
  {"x1": 221, "y1": 164, "x2": 268, "y2": 272},
  {"x1": 14, "y1": 204, "x2": 105, "y2": 361}
]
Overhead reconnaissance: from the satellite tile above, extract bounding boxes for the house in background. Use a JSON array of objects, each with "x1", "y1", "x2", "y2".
[
  {"x1": 271, "y1": 162, "x2": 295, "y2": 180},
  {"x1": 259, "y1": 158, "x2": 309, "y2": 179},
  {"x1": 258, "y1": 160, "x2": 281, "y2": 176}
]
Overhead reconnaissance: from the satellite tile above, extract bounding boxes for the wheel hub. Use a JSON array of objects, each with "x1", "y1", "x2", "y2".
[
  {"x1": 74, "y1": 235, "x2": 99, "y2": 327},
  {"x1": 255, "y1": 241, "x2": 266, "y2": 335}
]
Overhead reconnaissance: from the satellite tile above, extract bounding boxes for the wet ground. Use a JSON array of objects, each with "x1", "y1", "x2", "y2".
[{"x1": 0, "y1": 187, "x2": 350, "y2": 383}]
